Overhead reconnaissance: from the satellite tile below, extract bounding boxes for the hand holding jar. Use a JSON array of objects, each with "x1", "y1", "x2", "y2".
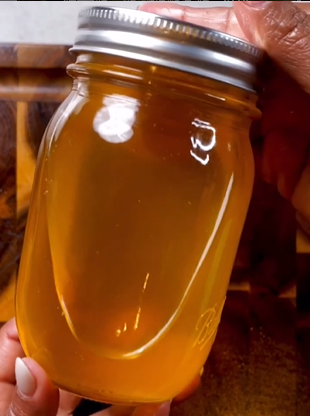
[
  {"x1": 3, "y1": 2, "x2": 310, "y2": 416},
  {"x1": 141, "y1": 0, "x2": 310, "y2": 236}
]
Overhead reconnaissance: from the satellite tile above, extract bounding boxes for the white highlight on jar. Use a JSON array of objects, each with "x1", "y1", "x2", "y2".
[
  {"x1": 93, "y1": 95, "x2": 139, "y2": 144},
  {"x1": 190, "y1": 119, "x2": 216, "y2": 166}
]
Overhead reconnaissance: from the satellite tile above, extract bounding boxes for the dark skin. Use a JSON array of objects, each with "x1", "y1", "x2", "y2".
[
  {"x1": 2, "y1": 1, "x2": 310, "y2": 415},
  {"x1": 140, "y1": 1, "x2": 310, "y2": 218}
]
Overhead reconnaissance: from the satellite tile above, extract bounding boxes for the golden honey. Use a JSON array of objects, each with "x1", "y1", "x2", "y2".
[{"x1": 16, "y1": 7, "x2": 261, "y2": 405}]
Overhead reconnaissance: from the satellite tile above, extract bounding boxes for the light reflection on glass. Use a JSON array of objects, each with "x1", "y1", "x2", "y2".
[
  {"x1": 115, "y1": 272, "x2": 150, "y2": 342},
  {"x1": 191, "y1": 174, "x2": 234, "y2": 278},
  {"x1": 190, "y1": 119, "x2": 216, "y2": 166},
  {"x1": 133, "y1": 272, "x2": 150, "y2": 331},
  {"x1": 134, "y1": 307, "x2": 142, "y2": 331},
  {"x1": 93, "y1": 95, "x2": 139, "y2": 144},
  {"x1": 206, "y1": 93, "x2": 226, "y2": 102},
  {"x1": 121, "y1": 174, "x2": 234, "y2": 358}
]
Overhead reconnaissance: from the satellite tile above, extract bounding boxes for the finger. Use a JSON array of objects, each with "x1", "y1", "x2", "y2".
[
  {"x1": 58, "y1": 390, "x2": 81, "y2": 415},
  {"x1": 7, "y1": 357, "x2": 59, "y2": 416},
  {"x1": 131, "y1": 402, "x2": 171, "y2": 416},
  {"x1": 138, "y1": 3, "x2": 245, "y2": 39},
  {"x1": 0, "y1": 319, "x2": 25, "y2": 413},
  {"x1": 94, "y1": 402, "x2": 171, "y2": 416},
  {"x1": 233, "y1": 1, "x2": 310, "y2": 93},
  {"x1": 92, "y1": 372, "x2": 201, "y2": 416},
  {"x1": 93, "y1": 405, "x2": 134, "y2": 416},
  {"x1": 0, "y1": 319, "x2": 24, "y2": 384},
  {"x1": 261, "y1": 129, "x2": 310, "y2": 200},
  {"x1": 93, "y1": 371, "x2": 201, "y2": 416},
  {"x1": 260, "y1": 70, "x2": 310, "y2": 199}
]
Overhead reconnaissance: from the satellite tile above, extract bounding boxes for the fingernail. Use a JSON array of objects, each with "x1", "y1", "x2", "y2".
[
  {"x1": 199, "y1": 366, "x2": 204, "y2": 377},
  {"x1": 244, "y1": 1, "x2": 270, "y2": 8},
  {"x1": 15, "y1": 358, "x2": 36, "y2": 397}
]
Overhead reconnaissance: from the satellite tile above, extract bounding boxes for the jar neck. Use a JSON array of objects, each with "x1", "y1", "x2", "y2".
[{"x1": 67, "y1": 52, "x2": 260, "y2": 119}]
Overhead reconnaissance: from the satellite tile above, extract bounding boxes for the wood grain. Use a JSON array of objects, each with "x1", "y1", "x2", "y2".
[
  {"x1": 0, "y1": 44, "x2": 72, "y2": 69},
  {"x1": 0, "y1": 101, "x2": 16, "y2": 322},
  {"x1": 0, "y1": 44, "x2": 73, "y2": 321},
  {"x1": 0, "y1": 69, "x2": 71, "y2": 102},
  {"x1": 17, "y1": 101, "x2": 60, "y2": 216},
  {"x1": 171, "y1": 291, "x2": 300, "y2": 416}
]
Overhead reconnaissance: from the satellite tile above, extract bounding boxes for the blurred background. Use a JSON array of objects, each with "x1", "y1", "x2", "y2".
[{"x1": 0, "y1": 1, "x2": 231, "y2": 45}]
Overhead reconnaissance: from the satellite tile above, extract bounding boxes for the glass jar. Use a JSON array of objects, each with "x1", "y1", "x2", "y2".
[{"x1": 16, "y1": 7, "x2": 262, "y2": 405}]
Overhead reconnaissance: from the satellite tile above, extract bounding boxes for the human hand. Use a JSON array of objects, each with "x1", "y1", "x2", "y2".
[
  {"x1": 139, "y1": 1, "x2": 310, "y2": 232},
  {"x1": 0, "y1": 319, "x2": 200, "y2": 416},
  {"x1": 0, "y1": 319, "x2": 170, "y2": 416}
]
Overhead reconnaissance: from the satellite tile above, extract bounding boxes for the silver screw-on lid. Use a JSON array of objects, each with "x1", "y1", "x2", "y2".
[{"x1": 70, "y1": 7, "x2": 264, "y2": 93}]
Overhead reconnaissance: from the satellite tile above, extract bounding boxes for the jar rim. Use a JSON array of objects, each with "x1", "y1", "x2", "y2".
[{"x1": 70, "y1": 6, "x2": 264, "y2": 93}]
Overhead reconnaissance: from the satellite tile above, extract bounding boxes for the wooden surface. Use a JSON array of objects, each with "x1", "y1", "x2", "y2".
[
  {"x1": 0, "y1": 43, "x2": 309, "y2": 415},
  {"x1": 172, "y1": 291, "x2": 301, "y2": 416},
  {"x1": 0, "y1": 44, "x2": 72, "y2": 322}
]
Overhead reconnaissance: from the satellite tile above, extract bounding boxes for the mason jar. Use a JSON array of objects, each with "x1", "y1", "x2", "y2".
[{"x1": 16, "y1": 7, "x2": 262, "y2": 405}]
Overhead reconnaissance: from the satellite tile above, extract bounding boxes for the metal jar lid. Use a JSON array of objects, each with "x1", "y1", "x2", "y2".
[{"x1": 70, "y1": 6, "x2": 264, "y2": 93}]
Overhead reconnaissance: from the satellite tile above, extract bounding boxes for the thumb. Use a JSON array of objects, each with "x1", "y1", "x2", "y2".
[
  {"x1": 233, "y1": 1, "x2": 310, "y2": 93},
  {"x1": 7, "y1": 357, "x2": 59, "y2": 416}
]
